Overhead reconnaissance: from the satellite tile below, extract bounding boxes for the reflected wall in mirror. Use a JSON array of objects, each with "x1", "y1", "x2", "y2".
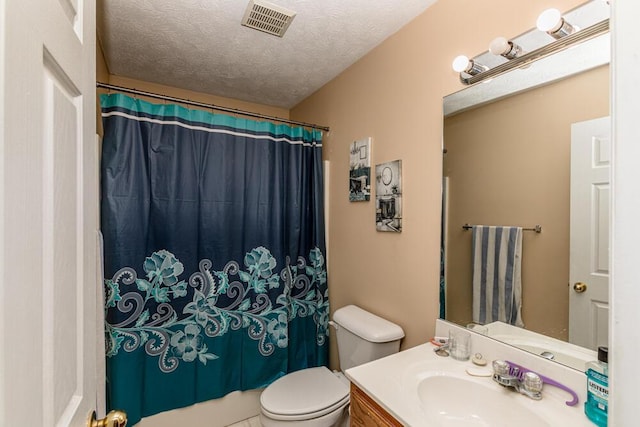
[{"x1": 442, "y1": 62, "x2": 609, "y2": 371}]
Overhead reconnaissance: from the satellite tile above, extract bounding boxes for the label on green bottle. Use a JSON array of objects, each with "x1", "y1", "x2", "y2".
[{"x1": 587, "y1": 368, "x2": 608, "y2": 411}]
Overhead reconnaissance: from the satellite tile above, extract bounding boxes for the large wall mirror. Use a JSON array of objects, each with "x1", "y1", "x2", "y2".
[{"x1": 441, "y1": 2, "x2": 610, "y2": 372}]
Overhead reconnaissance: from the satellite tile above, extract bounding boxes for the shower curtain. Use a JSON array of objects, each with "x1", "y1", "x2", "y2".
[{"x1": 100, "y1": 93, "x2": 328, "y2": 425}]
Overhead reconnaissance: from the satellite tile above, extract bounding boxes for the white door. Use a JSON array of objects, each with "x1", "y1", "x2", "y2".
[
  {"x1": 569, "y1": 116, "x2": 610, "y2": 350},
  {"x1": 0, "y1": 0, "x2": 101, "y2": 425}
]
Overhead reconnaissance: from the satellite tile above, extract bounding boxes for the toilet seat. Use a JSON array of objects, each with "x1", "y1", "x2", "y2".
[{"x1": 260, "y1": 366, "x2": 350, "y2": 421}]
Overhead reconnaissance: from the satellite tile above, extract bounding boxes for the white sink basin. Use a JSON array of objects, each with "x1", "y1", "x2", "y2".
[
  {"x1": 346, "y1": 342, "x2": 591, "y2": 426},
  {"x1": 417, "y1": 374, "x2": 549, "y2": 426}
]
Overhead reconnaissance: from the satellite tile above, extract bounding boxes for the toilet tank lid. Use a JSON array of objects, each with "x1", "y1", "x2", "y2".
[{"x1": 333, "y1": 305, "x2": 405, "y2": 343}]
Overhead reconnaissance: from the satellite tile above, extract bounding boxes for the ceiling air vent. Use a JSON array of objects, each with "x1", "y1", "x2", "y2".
[{"x1": 241, "y1": 0, "x2": 296, "y2": 38}]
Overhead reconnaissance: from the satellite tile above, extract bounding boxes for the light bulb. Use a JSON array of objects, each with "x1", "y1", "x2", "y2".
[
  {"x1": 452, "y1": 55, "x2": 487, "y2": 76},
  {"x1": 489, "y1": 37, "x2": 510, "y2": 56},
  {"x1": 536, "y1": 8, "x2": 562, "y2": 33},
  {"x1": 489, "y1": 37, "x2": 524, "y2": 60},
  {"x1": 536, "y1": 8, "x2": 575, "y2": 39},
  {"x1": 452, "y1": 55, "x2": 471, "y2": 73}
]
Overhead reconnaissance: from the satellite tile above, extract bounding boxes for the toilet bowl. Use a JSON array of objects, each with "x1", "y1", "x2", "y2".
[
  {"x1": 259, "y1": 305, "x2": 404, "y2": 427},
  {"x1": 259, "y1": 367, "x2": 349, "y2": 427}
]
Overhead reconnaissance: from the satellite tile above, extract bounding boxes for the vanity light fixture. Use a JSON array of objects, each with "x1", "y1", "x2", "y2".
[
  {"x1": 453, "y1": 2, "x2": 609, "y2": 86},
  {"x1": 536, "y1": 8, "x2": 576, "y2": 39},
  {"x1": 489, "y1": 37, "x2": 525, "y2": 59},
  {"x1": 452, "y1": 55, "x2": 488, "y2": 76}
]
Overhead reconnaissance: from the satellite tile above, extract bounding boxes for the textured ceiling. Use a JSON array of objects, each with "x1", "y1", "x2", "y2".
[{"x1": 97, "y1": 0, "x2": 436, "y2": 108}]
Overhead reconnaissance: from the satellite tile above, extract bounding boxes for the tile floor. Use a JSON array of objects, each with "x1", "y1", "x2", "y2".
[{"x1": 226, "y1": 415, "x2": 261, "y2": 427}]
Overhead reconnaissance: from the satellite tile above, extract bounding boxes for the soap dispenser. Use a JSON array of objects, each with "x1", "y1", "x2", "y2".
[{"x1": 584, "y1": 346, "x2": 608, "y2": 426}]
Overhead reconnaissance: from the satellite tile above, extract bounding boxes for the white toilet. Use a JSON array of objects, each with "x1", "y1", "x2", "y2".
[{"x1": 259, "y1": 305, "x2": 405, "y2": 427}]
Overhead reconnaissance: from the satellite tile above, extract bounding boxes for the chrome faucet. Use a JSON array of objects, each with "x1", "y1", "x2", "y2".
[
  {"x1": 433, "y1": 342, "x2": 450, "y2": 357},
  {"x1": 491, "y1": 360, "x2": 580, "y2": 407},
  {"x1": 492, "y1": 360, "x2": 543, "y2": 400},
  {"x1": 431, "y1": 337, "x2": 450, "y2": 357}
]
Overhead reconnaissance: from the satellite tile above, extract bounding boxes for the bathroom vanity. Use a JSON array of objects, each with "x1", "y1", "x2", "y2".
[
  {"x1": 345, "y1": 321, "x2": 594, "y2": 426},
  {"x1": 349, "y1": 383, "x2": 401, "y2": 427}
]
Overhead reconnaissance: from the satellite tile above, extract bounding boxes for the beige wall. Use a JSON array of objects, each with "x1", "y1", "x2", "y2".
[
  {"x1": 97, "y1": 41, "x2": 110, "y2": 83},
  {"x1": 106, "y1": 75, "x2": 290, "y2": 120},
  {"x1": 290, "y1": 0, "x2": 585, "y2": 370},
  {"x1": 444, "y1": 65, "x2": 609, "y2": 340}
]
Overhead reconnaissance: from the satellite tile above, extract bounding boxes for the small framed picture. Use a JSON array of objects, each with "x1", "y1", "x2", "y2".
[
  {"x1": 349, "y1": 137, "x2": 372, "y2": 202},
  {"x1": 375, "y1": 160, "x2": 402, "y2": 232}
]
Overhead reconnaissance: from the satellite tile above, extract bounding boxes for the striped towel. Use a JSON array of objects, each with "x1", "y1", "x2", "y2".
[{"x1": 472, "y1": 226, "x2": 524, "y2": 327}]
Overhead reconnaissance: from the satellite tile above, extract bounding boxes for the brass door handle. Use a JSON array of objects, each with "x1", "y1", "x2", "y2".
[
  {"x1": 88, "y1": 410, "x2": 127, "y2": 427},
  {"x1": 573, "y1": 282, "x2": 587, "y2": 293}
]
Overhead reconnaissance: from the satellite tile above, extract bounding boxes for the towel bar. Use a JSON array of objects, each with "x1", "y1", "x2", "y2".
[{"x1": 462, "y1": 224, "x2": 542, "y2": 233}]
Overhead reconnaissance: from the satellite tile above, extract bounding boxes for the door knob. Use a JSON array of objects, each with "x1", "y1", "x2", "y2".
[
  {"x1": 88, "y1": 410, "x2": 127, "y2": 427},
  {"x1": 573, "y1": 282, "x2": 587, "y2": 293}
]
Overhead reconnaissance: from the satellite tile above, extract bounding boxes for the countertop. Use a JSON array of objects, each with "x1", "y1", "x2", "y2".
[{"x1": 345, "y1": 342, "x2": 594, "y2": 426}]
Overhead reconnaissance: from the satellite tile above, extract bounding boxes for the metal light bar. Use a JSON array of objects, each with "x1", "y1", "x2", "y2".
[{"x1": 460, "y1": 19, "x2": 609, "y2": 85}]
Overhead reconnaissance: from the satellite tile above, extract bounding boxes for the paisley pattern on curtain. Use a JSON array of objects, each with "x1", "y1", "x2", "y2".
[{"x1": 100, "y1": 94, "x2": 327, "y2": 425}]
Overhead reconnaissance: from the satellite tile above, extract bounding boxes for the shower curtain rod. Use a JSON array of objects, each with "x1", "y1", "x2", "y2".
[
  {"x1": 96, "y1": 82, "x2": 330, "y2": 132},
  {"x1": 462, "y1": 223, "x2": 542, "y2": 233}
]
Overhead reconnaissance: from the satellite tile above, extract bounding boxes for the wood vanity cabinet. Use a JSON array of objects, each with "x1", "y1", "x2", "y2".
[{"x1": 350, "y1": 383, "x2": 403, "y2": 427}]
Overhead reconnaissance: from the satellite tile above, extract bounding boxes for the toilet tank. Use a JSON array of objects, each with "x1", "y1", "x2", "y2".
[{"x1": 332, "y1": 305, "x2": 405, "y2": 371}]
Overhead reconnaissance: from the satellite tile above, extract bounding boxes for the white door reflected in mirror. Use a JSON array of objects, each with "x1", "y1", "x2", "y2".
[{"x1": 569, "y1": 116, "x2": 610, "y2": 350}]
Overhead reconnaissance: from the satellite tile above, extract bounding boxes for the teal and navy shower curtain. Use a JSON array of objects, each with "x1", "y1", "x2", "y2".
[{"x1": 100, "y1": 94, "x2": 328, "y2": 424}]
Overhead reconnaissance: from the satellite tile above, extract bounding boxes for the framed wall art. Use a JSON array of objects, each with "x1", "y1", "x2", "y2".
[
  {"x1": 349, "y1": 137, "x2": 371, "y2": 202},
  {"x1": 375, "y1": 159, "x2": 402, "y2": 232}
]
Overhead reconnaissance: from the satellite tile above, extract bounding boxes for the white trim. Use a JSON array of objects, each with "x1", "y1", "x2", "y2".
[
  {"x1": 610, "y1": 1, "x2": 640, "y2": 425},
  {"x1": 323, "y1": 160, "x2": 330, "y2": 271},
  {"x1": 0, "y1": 0, "x2": 5, "y2": 421}
]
